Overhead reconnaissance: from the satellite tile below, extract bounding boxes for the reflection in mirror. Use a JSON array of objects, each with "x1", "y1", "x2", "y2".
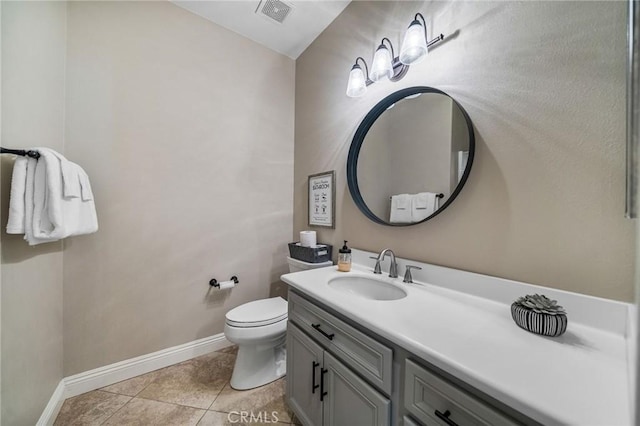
[{"x1": 347, "y1": 87, "x2": 474, "y2": 226}]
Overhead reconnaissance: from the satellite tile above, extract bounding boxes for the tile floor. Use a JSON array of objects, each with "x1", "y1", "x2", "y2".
[{"x1": 54, "y1": 346, "x2": 300, "y2": 425}]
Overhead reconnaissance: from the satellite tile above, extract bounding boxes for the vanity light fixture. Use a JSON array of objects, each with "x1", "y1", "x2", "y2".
[
  {"x1": 399, "y1": 13, "x2": 429, "y2": 65},
  {"x1": 346, "y1": 12, "x2": 444, "y2": 98},
  {"x1": 346, "y1": 57, "x2": 373, "y2": 98},
  {"x1": 370, "y1": 38, "x2": 398, "y2": 82}
]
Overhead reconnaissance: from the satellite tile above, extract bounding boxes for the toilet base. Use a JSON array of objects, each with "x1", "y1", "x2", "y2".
[{"x1": 230, "y1": 339, "x2": 287, "y2": 390}]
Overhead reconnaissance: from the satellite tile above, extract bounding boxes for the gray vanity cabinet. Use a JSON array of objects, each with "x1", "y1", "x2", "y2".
[
  {"x1": 287, "y1": 322, "x2": 390, "y2": 426},
  {"x1": 286, "y1": 290, "x2": 526, "y2": 426},
  {"x1": 287, "y1": 323, "x2": 323, "y2": 425}
]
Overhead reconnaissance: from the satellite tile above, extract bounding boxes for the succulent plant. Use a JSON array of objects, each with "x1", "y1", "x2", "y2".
[{"x1": 513, "y1": 294, "x2": 566, "y2": 315}]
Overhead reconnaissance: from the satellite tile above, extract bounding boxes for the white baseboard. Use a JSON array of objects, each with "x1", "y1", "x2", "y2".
[
  {"x1": 37, "y1": 333, "x2": 231, "y2": 426},
  {"x1": 36, "y1": 380, "x2": 65, "y2": 426}
]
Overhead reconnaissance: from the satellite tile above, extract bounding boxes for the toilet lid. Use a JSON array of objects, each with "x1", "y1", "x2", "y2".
[{"x1": 225, "y1": 297, "x2": 288, "y2": 328}]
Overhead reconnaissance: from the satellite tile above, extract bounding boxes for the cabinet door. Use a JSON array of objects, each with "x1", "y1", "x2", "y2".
[
  {"x1": 322, "y1": 352, "x2": 390, "y2": 426},
  {"x1": 287, "y1": 322, "x2": 324, "y2": 426}
]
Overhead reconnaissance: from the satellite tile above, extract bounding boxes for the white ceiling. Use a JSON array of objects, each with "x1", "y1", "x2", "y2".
[{"x1": 171, "y1": 0, "x2": 351, "y2": 59}]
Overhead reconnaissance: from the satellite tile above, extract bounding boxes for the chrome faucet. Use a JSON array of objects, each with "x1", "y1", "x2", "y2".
[{"x1": 374, "y1": 248, "x2": 398, "y2": 278}]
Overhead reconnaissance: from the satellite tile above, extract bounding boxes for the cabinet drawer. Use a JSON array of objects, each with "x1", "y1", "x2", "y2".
[
  {"x1": 404, "y1": 359, "x2": 518, "y2": 426},
  {"x1": 289, "y1": 291, "x2": 393, "y2": 395}
]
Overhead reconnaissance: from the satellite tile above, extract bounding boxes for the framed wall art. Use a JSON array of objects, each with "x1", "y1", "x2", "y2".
[{"x1": 308, "y1": 171, "x2": 335, "y2": 228}]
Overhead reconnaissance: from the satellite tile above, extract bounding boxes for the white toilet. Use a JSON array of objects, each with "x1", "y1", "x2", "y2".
[{"x1": 224, "y1": 256, "x2": 333, "y2": 390}]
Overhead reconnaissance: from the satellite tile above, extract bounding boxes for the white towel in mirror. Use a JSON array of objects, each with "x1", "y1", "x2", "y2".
[
  {"x1": 390, "y1": 194, "x2": 412, "y2": 223},
  {"x1": 412, "y1": 192, "x2": 438, "y2": 222}
]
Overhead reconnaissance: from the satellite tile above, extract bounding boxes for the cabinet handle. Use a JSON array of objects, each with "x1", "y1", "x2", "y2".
[
  {"x1": 434, "y1": 409, "x2": 458, "y2": 426},
  {"x1": 320, "y1": 368, "x2": 328, "y2": 401},
  {"x1": 311, "y1": 361, "x2": 320, "y2": 393},
  {"x1": 312, "y1": 323, "x2": 335, "y2": 340}
]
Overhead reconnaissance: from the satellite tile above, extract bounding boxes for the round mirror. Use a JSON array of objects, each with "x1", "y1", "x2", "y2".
[{"x1": 347, "y1": 86, "x2": 475, "y2": 226}]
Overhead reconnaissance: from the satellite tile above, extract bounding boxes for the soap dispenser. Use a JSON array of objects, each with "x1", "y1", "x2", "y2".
[{"x1": 338, "y1": 240, "x2": 352, "y2": 272}]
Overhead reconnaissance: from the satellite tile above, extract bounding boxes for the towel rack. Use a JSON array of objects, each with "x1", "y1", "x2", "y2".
[
  {"x1": 389, "y1": 193, "x2": 444, "y2": 200},
  {"x1": 0, "y1": 147, "x2": 40, "y2": 159}
]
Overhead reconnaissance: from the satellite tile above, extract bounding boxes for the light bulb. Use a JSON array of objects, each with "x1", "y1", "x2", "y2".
[
  {"x1": 370, "y1": 45, "x2": 393, "y2": 82},
  {"x1": 346, "y1": 65, "x2": 367, "y2": 97},
  {"x1": 399, "y1": 20, "x2": 428, "y2": 65}
]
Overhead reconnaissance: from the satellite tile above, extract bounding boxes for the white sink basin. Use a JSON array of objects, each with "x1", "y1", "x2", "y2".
[{"x1": 328, "y1": 276, "x2": 407, "y2": 301}]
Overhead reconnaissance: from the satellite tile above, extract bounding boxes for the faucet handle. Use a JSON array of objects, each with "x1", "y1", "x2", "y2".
[
  {"x1": 403, "y1": 265, "x2": 422, "y2": 283},
  {"x1": 370, "y1": 256, "x2": 382, "y2": 274}
]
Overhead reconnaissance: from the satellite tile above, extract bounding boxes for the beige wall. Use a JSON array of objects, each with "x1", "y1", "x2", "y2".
[
  {"x1": 294, "y1": 1, "x2": 635, "y2": 301},
  {"x1": 62, "y1": 1, "x2": 294, "y2": 375},
  {"x1": 0, "y1": 1, "x2": 66, "y2": 424}
]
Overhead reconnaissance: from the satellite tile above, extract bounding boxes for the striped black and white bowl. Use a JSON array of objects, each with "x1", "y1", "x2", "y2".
[{"x1": 510, "y1": 303, "x2": 567, "y2": 337}]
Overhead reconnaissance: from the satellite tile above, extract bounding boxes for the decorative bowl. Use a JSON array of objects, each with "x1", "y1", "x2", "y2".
[{"x1": 510, "y1": 294, "x2": 567, "y2": 337}]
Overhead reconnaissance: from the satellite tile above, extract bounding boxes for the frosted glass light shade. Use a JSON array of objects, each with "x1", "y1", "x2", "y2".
[
  {"x1": 346, "y1": 65, "x2": 367, "y2": 97},
  {"x1": 400, "y1": 21, "x2": 428, "y2": 65},
  {"x1": 370, "y1": 45, "x2": 393, "y2": 82}
]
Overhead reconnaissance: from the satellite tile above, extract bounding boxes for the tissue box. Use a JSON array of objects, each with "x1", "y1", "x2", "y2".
[{"x1": 288, "y1": 242, "x2": 333, "y2": 263}]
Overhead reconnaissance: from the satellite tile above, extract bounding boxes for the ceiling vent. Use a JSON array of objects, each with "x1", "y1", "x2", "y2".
[{"x1": 256, "y1": 0, "x2": 292, "y2": 24}]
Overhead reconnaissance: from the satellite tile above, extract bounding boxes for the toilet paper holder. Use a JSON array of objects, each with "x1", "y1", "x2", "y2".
[{"x1": 209, "y1": 276, "x2": 239, "y2": 288}]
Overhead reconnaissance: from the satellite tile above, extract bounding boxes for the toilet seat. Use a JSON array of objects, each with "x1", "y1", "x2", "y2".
[{"x1": 225, "y1": 297, "x2": 288, "y2": 328}]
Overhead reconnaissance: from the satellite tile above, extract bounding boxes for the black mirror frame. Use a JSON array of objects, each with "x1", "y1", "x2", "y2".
[{"x1": 346, "y1": 86, "x2": 476, "y2": 226}]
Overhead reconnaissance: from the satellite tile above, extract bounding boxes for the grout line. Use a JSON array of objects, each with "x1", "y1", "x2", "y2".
[
  {"x1": 97, "y1": 395, "x2": 133, "y2": 426},
  {"x1": 133, "y1": 383, "x2": 153, "y2": 398},
  {"x1": 132, "y1": 373, "x2": 162, "y2": 398},
  {"x1": 206, "y1": 380, "x2": 229, "y2": 410},
  {"x1": 101, "y1": 362, "x2": 176, "y2": 399},
  {"x1": 195, "y1": 409, "x2": 208, "y2": 426},
  {"x1": 98, "y1": 388, "x2": 130, "y2": 397},
  {"x1": 134, "y1": 395, "x2": 212, "y2": 411}
]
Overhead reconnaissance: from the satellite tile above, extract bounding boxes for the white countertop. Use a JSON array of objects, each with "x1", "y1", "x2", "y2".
[{"x1": 281, "y1": 250, "x2": 633, "y2": 426}]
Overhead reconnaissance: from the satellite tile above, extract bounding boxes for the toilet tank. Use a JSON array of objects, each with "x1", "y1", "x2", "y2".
[{"x1": 287, "y1": 256, "x2": 333, "y2": 273}]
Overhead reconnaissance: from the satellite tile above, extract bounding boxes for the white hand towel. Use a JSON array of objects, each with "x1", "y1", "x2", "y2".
[
  {"x1": 27, "y1": 148, "x2": 98, "y2": 245},
  {"x1": 48, "y1": 149, "x2": 81, "y2": 198},
  {"x1": 412, "y1": 192, "x2": 438, "y2": 222},
  {"x1": 23, "y1": 157, "x2": 54, "y2": 245},
  {"x1": 49, "y1": 150, "x2": 93, "y2": 201},
  {"x1": 390, "y1": 194, "x2": 413, "y2": 223},
  {"x1": 78, "y1": 166, "x2": 94, "y2": 201},
  {"x1": 7, "y1": 156, "x2": 28, "y2": 234},
  {"x1": 30, "y1": 155, "x2": 56, "y2": 242}
]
